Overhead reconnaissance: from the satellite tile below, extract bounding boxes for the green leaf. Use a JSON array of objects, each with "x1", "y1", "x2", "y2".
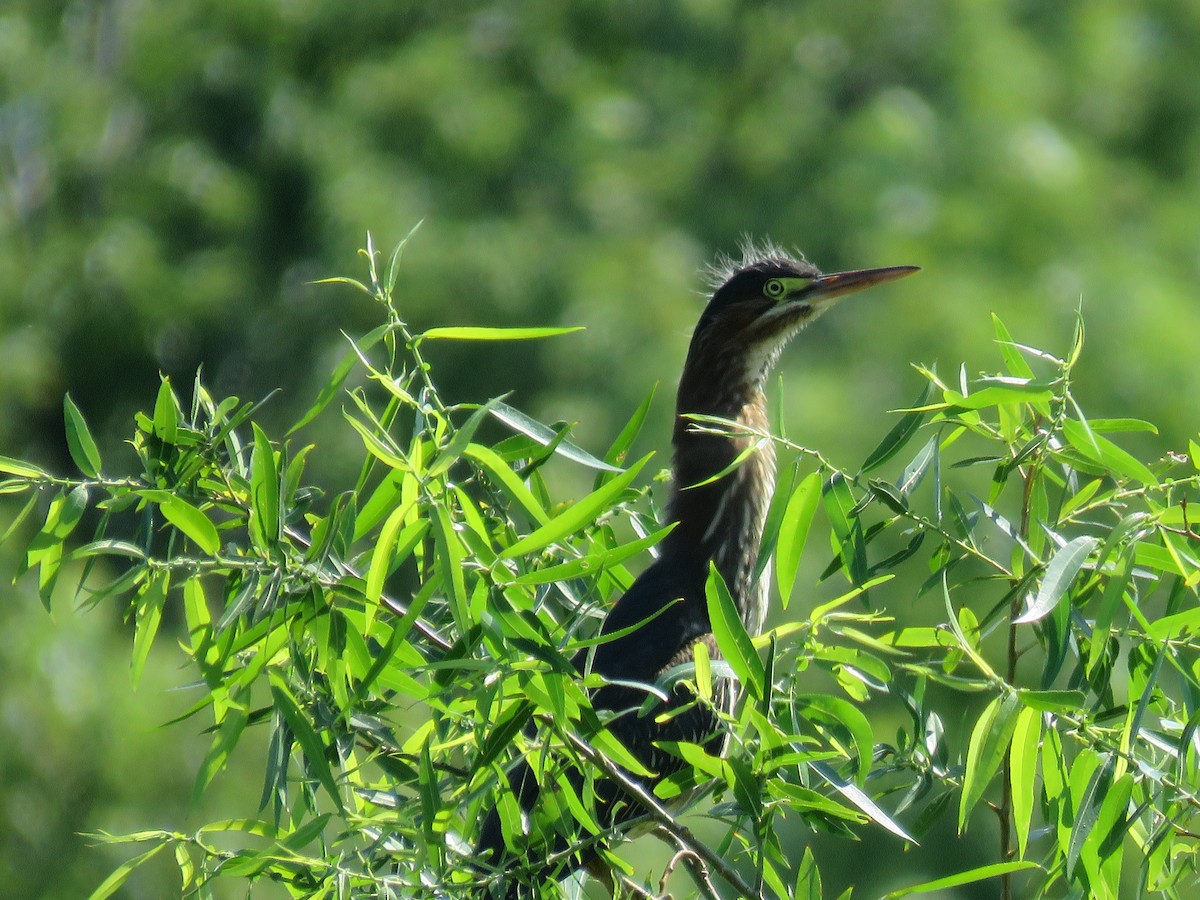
[
  {"x1": 427, "y1": 396, "x2": 505, "y2": 478},
  {"x1": 64, "y1": 393, "x2": 102, "y2": 477},
  {"x1": 160, "y1": 496, "x2": 221, "y2": 555},
  {"x1": 1017, "y1": 689, "x2": 1086, "y2": 713},
  {"x1": 794, "y1": 693, "x2": 874, "y2": 784},
  {"x1": 288, "y1": 324, "x2": 389, "y2": 435},
  {"x1": 500, "y1": 454, "x2": 649, "y2": 558},
  {"x1": 774, "y1": 470, "x2": 822, "y2": 607},
  {"x1": 1010, "y1": 705, "x2": 1041, "y2": 857},
  {"x1": 823, "y1": 473, "x2": 867, "y2": 585},
  {"x1": 1067, "y1": 755, "x2": 1113, "y2": 879},
  {"x1": 1089, "y1": 417, "x2": 1158, "y2": 434},
  {"x1": 1087, "y1": 548, "x2": 1132, "y2": 675},
  {"x1": 883, "y1": 861, "x2": 1040, "y2": 898},
  {"x1": 958, "y1": 692, "x2": 1020, "y2": 832},
  {"x1": 794, "y1": 848, "x2": 823, "y2": 900},
  {"x1": 268, "y1": 672, "x2": 344, "y2": 813},
  {"x1": 465, "y1": 443, "x2": 549, "y2": 526},
  {"x1": 417, "y1": 739, "x2": 439, "y2": 840},
  {"x1": 810, "y1": 760, "x2": 916, "y2": 843},
  {"x1": 153, "y1": 377, "x2": 179, "y2": 443},
  {"x1": 489, "y1": 400, "x2": 622, "y2": 473},
  {"x1": 365, "y1": 498, "x2": 418, "y2": 606},
  {"x1": 754, "y1": 461, "x2": 797, "y2": 582},
  {"x1": 1015, "y1": 536, "x2": 1098, "y2": 624},
  {"x1": 992, "y1": 313, "x2": 1035, "y2": 380},
  {"x1": 589, "y1": 725, "x2": 654, "y2": 776},
  {"x1": 131, "y1": 572, "x2": 168, "y2": 688},
  {"x1": 604, "y1": 383, "x2": 656, "y2": 467},
  {"x1": 0, "y1": 455, "x2": 48, "y2": 479},
  {"x1": 432, "y1": 505, "x2": 469, "y2": 629},
  {"x1": 1062, "y1": 419, "x2": 1157, "y2": 485},
  {"x1": 419, "y1": 325, "x2": 584, "y2": 341},
  {"x1": 943, "y1": 383, "x2": 1056, "y2": 411},
  {"x1": 704, "y1": 563, "x2": 764, "y2": 700},
  {"x1": 87, "y1": 842, "x2": 169, "y2": 900},
  {"x1": 861, "y1": 380, "x2": 933, "y2": 473},
  {"x1": 249, "y1": 424, "x2": 280, "y2": 551},
  {"x1": 693, "y1": 638, "x2": 712, "y2": 702}
]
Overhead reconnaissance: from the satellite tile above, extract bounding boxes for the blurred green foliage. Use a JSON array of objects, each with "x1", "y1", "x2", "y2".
[{"x1": 4, "y1": 1, "x2": 1200, "y2": 896}]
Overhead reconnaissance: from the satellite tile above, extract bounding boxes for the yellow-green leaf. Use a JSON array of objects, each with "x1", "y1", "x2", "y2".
[
  {"x1": 705, "y1": 563, "x2": 764, "y2": 700},
  {"x1": 419, "y1": 325, "x2": 584, "y2": 341},
  {"x1": 161, "y1": 496, "x2": 221, "y2": 555},
  {"x1": 1010, "y1": 705, "x2": 1041, "y2": 857},
  {"x1": 501, "y1": 454, "x2": 649, "y2": 558},
  {"x1": 775, "y1": 471, "x2": 822, "y2": 607},
  {"x1": 64, "y1": 393, "x2": 102, "y2": 477}
]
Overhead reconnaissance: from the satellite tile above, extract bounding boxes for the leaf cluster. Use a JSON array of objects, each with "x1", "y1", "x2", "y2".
[{"x1": 2, "y1": 244, "x2": 1198, "y2": 900}]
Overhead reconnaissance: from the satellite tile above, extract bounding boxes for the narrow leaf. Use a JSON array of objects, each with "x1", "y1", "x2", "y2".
[
  {"x1": 883, "y1": 861, "x2": 1039, "y2": 898},
  {"x1": 958, "y1": 692, "x2": 1021, "y2": 832},
  {"x1": 87, "y1": 843, "x2": 168, "y2": 900},
  {"x1": 1015, "y1": 536, "x2": 1098, "y2": 624},
  {"x1": 288, "y1": 324, "x2": 389, "y2": 435},
  {"x1": 500, "y1": 454, "x2": 649, "y2": 558},
  {"x1": 774, "y1": 471, "x2": 822, "y2": 607},
  {"x1": 160, "y1": 497, "x2": 221, "y2": 555},
  {"x1": 604, "y1": 383, "x2": 656, "y2": 466},
  {"x1": 705, "y1": 563, "x2": 764, "y2": 700},
  {"x1": 419, "y1": 326, "x2": 584, "y2": 341},
  {"x1": 811, "y1": 760, "x2": 916, "y2": 843},
  {"x1": 153, "y1": 377, "x2": 179, "y2": 443},
  {"x1": 1010, "y1": 705, "x2": 1041, "y2": 857},
  {"x1": 1062, "y1": 419, "x2": 1157, "y2": 486},
  {"x1": 131, "y1": 572, "x2": 168, "y2": 688},
  {"x1": 64, "y1": 394, "x2": 102, "y2": 477},
  {"x1": 0, "y1": 455, "x2": 48, "y2": 479},
  {"x1": 861, "y1": 381, "x2": 933, "y2": 473},
  {"x1": 465, "y1": 443, "x2": 550, "y2": 526},
  {"x1": 268, "y1": 673, "x2": 344, "y2": 813},
  {"x1": 249, "y1": 424, "x2": 280, "y2": 551},
  {"x1": 993, "y1": 313, "x2": 1035, "y2": 380},
  {"x1": 489, "y1": 401, "x2": 622, "y2": 472}
]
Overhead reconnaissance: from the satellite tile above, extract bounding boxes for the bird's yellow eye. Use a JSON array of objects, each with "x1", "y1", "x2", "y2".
[{"x1": 763, "y1": 279, "x2": 786, "y2": 299}]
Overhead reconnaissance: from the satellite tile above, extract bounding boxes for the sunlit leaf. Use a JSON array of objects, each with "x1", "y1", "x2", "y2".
[
  {"x1": 811, "y1": 760, "x2": 916, "y2": 843},
  {"x1": 131, "y1": 571, "x2": 168, "y2": 689},
  {"x1": 0, "y1": 455, "x2": 48, "y2": 479},
  {"x1": 160, "y1": 496, "x2": 221, "y2": 555},
  {"x1": 249, "y1": 424, "x2": 280, "y2": 551},
  {"x1": 883, "y1": 861, "x2": 1039, "y2": 898},
  {"x1": 705, "y1": 563, "x2": 764, "y2": 700},
  {"x1": 500, "y1": 454, "x2": 649, "y2": 558},
  {"x1": 153, "y1": 377, "x2": 179, "y2": 444},
  {"x1": 1062, "y1": 419, "x2": 1157, "y2": 485},
  {"x1": 420, "y1": 325, "x2": 584, "y2": 341},
  {"x1": 959, "y1": 692, "x2": 1020, "y2": 832},
  {"x1": 1010, "y1": 705, "x2": 1041, "y2": 857},
  {"x1": 87, "y1": 843, "x2": 168, "y2": 900},
  {"x1": 775, "y1": 470, "x2": 822, "y2": 607},
  {"x1": 1015, "y1": 536, "x2": 1098, "y2": 624},
  {"x1": 64, "y1": 393, "x2": 102, "y2": 477}
]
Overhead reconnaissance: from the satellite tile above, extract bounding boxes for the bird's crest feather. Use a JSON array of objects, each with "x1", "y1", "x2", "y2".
[{"x1": 702, "y1": 237, "x2": 811, "y2": 292}]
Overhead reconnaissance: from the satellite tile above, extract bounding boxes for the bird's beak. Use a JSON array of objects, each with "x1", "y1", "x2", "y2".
[{"x1": 798, "y1": 265, "x2": 920, "y2": 306}]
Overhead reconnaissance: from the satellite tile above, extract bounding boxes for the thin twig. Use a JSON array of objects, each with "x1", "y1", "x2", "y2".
[{"x1": 560, "y1": 730, "x2": 759, "y2": 900}]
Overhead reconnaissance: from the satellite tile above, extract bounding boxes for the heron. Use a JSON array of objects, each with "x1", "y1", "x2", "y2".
[{"x1": 475, "y1": 244, "x2": 918, "y2": 896}]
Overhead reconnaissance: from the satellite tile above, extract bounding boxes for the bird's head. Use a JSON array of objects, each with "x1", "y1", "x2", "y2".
[{"x1": 694, "y1": 246, "x2": 919, "y2": 379}]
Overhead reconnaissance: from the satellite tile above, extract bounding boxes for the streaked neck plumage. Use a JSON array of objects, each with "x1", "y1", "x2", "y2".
[{"x1": 662, "y1": 337, "x2": 777, "y2": 636}]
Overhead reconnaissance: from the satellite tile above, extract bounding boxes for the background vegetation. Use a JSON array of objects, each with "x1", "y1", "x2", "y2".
[{"x1": 3, "y1": 2, "x2": 1200, "y2": 897}]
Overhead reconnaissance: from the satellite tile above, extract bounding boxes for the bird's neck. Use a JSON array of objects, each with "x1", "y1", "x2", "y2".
[{"x1": 663, "y1": 368, "x2": 775, "y2": 633}]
